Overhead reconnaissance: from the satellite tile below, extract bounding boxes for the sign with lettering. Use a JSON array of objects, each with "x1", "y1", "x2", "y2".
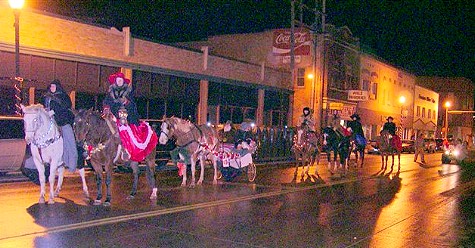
[
  {"x1": 272, "y1": 28, "x2": 311, "y2": 56},
  {"x1": 329, "y1": 102, "x2": 344, "y2": 110},
  {"x1": 348, "y1": 90, "x2": 369, "y2": 101}
]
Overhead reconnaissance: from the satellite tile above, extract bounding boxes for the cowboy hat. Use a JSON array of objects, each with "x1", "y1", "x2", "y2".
[
  {"x1": 108, "y1": 72, "x2": 130, "y2": 85},
  {"x1": 350, "y1": 113, "x2": 360, "y2": 120},
  {"x1": 386, "y1": 116, "x2": 394, "y2": 121}
]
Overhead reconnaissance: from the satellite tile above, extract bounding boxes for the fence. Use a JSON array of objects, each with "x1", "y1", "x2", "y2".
[{"x1": 251, "y1": 126, "x2": 296, "y2": 163}]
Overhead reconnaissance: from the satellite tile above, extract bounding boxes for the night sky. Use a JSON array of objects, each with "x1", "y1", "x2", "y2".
[{"x1": 29, "y1": 0, "x2": 474, "y2": 83}]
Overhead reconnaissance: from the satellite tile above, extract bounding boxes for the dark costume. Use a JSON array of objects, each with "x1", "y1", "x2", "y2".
[
  {"x1": 347, "y1": 113, "x2": 366, "y2": 146},
  {"x1": 382, "y1": 118, "x2": 397, "y2": 136},
  {"x1": 382, "y1": 116, "x2": 401, "y2": 150},
  {"x1": 103, "y1": 72, "x2": 139, "y2": 125},
  {"x1": 42, "y1": 79, "x2": 78, "y2": 172}
]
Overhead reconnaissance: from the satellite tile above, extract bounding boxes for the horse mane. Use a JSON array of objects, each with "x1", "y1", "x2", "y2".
[
  {"x1": 22, "y1": 104, "x2": 47, "y2": 114},
  {"x1": 78, "y1": 109, "x2": 114, "y2": 143}
]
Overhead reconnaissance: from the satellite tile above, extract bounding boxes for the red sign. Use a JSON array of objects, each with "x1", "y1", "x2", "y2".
[{"x1": 272, "y1": 28, "x2": 311, "y2": 56}]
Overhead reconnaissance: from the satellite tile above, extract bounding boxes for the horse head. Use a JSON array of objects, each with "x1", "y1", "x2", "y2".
[
  {"x1": 118, "y1": 106, "x2": 128, "y2": 125},
  {"x1": 73, "y1": 108, "x2": 98, "y2": 142},
  {"x1": 22, "y1": 104, "x2": 46, "y2": 144},
  {"x1": 159, "y1": 117, "x2": 174, "y2": 145}
]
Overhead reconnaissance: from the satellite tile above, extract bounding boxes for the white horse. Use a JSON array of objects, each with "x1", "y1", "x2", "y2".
[
  {"x1": 159, "y1": 117, "x2": 220, "y2": 187},
  {"x1": 21, "y1": 104, "x2": 88, "y2": 204}
]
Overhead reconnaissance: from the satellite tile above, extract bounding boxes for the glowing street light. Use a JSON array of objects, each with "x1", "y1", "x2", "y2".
[
  {"x1": 444, "y1": 101, "x2": 451, "y2": 139},
  {"x1": 399, "y1": 95, "x2": 406, "y2": 138},
  {"x1": 9, "y1": 0, "x2": 25, "y2": 115}
]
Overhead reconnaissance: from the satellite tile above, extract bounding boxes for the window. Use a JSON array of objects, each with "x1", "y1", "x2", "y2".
[
  {"x1": 428, "y1": 109, "x2": 431, "y2": 119},
  {"x1": 362, "y1": 79, "x2": 370, "y2": 91},
  {"x1": 422, "y1": 107, "x2": 425, "y2": 118},
  {"x1": 371, "y1": 82, "x2": 378, "y2": 99},
  {"x1": 416, "y1": 106, "x2": 420, "y2": 117},
  {"x1": 296, "y1": 68, "x2": 305, "y2": 87}
]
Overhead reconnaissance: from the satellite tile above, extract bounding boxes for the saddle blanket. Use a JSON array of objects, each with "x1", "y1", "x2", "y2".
[{"x1": 118, "y1": 121, "x2": 158, "y2": 162}]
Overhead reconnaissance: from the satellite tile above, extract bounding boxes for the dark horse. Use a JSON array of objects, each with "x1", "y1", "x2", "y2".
[
  {"x1": 322, "y1": 126, "x2": 351, "y2": 174},
  {"x1": 291, "y1": 125, "x2": 320, "y2": 178},
  {"x1": 378, "y1": 130, "x2": 401, "y2": 170},
  {"x1": 74, "y1": 109, "x2": 158, "y2": 206},
  {"x1": 349, "y1": 133, "x2": 366, "y2": 168}
]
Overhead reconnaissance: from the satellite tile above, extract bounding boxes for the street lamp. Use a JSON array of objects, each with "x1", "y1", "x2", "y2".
[
  {"x1": 444, "y1": 101, "x2": 451, "y2": 139},
  {"x1": 399, "y1": 95, "x2": 406, "y2": 138},
  {"x1": 9, "y1": 0, "x2": 25, "y2": 115}
]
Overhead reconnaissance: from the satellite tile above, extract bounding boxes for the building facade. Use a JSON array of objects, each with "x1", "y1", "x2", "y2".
[
  {"x1": 416, "y1": 77, "x2": 474, "y2": 142},
  {"x1": 0, "y1": 3, "x2": 291, "y2": 127},
  {"x1": 413, "y1": 85, "x2": 439, "y2": 138}
]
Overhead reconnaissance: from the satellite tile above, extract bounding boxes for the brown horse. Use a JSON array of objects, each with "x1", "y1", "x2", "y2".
[
  {"x1": 73, "y1": 109, "x2": 158, "y2": 206},
  {"x1": 291, "y1": 126, "x2": 320, "y2": 178},
  {"x1": 378, "y1": 130, "x2": 401, "y2": 170},
  {"x1": 158, "y1": 117, "x2": 220, "y2": 187}
]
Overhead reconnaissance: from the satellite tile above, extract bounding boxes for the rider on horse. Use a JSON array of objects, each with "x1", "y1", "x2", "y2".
[
  {"x1": 382, "y1": 116, "x2": 402, "y2": 150},
  {"x1": 102, "y1": 72, "x2": 157, "y2": 162},
  {"x1": 298, "y1": 107, "x2": 318, "y2": 145},
  {"x1": 347, "y1": 113, "x2": 367, "y2": 146},
  {"x1": 103, "y1": 72, "x2": 139, "y2": 125}
]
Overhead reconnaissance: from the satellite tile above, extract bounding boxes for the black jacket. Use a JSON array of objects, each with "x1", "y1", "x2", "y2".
[
  {"x1": 43, "y1": 82, "x2": 74, "y2": 126},
  {"x1": 382, "y1": 122, "x2": 397, "y2": 135}
]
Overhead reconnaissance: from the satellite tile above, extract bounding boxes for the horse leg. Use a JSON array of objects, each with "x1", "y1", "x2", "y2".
[
  {"x1": 54, "y1": 165, "x2": 65, "y2": 197},
  {"x1": 47, "y1": 163, "x2": 59, "y2": 204},
  {"x1": 360, "y1": 149, "x2": 365, "y2": 168},
  {"x1": 197, "y1": 157, "x2": 206, "y2": 185},
  {"x1": 78, "y1": 168, "x2": 90, "y2": 198},
  {"x1": 103, "y1": 166, "x2": 112, "y2": 207},
  {"x1": 128, "y1": 161, "x2": 140, "y2": 199},
  {"x1": 145, "y1": 159, "x2": 158, "y2": 199},
  {"x1": 93, "y1": 163, "x2": 103, "y2": 205},
  {"x1": 189, "y1": 157, "x2": 197, "y2": 188},
  {"x1": 36, "y1": 164, "x2": 46, "y2": 204},
  {"x1": 211, "y1": 156, "x2": 218, "y2": 185}
]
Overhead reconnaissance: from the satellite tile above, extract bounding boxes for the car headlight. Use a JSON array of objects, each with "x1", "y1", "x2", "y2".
[{"x1": 453, "y1": 150, "x2": 460, "y2": 157}]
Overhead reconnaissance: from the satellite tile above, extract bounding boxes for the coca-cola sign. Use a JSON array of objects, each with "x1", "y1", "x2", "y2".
[{"x1": 272, "y1": 28, "x2": 311, "y2": 56}]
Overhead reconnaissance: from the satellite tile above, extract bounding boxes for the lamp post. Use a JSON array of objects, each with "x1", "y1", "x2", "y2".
[
  {"x1": 399, "y1": 95, "x2": 406, "y2": 139},
  {"x1": 9, "y1": 0, "x2": 25, "y2": 115},
  {"x1": 444, "y1": 101, "x2": 451, "y2": 139}
]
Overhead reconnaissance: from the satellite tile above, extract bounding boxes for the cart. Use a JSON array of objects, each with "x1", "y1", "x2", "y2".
[{"x1": 216, "y1": 139, "x2": 257, "y2": 182}]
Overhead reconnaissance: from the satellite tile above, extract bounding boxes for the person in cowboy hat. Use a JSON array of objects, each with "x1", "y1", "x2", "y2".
[
  {"x1": 347, "y1": 113, "x2": 366, "y2": 142},
  {"x1": 298, "y1": 107, "x2": 316, "y2": 132},
  {"x1": 103, "y1": 72, "x2": 139, "y2": 125},
  {"x1": 382, "y1": 116, "x2": 397, "y2": 136}
]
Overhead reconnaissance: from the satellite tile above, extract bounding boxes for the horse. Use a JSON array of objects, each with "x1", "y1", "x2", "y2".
[
  {"x1": 21, "y1": 104, "x2": 89, "y2": 204},
  {"x1": 378, "y1": 130, "x2": 401, "y2": 170},
  {"x1": 291, "y1": 125, "x2": 320, "y2": 178},
  {"x1": 73, "y1": 109, "x2": 158, "y2": 206},
  {"x1": 321, "y1": 126, "x2": 351, "y2": 175},
  {"x1": 158, "y1": 117, "x2": 220, "y2": 187},
  {"x1": 349, "y1": 133, "x2": 366, "y2": 168}
]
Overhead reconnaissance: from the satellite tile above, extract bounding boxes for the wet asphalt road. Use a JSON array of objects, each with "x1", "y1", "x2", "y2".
[{"x1": 0, "y1": 152, "x2": 474, "y2": 248}]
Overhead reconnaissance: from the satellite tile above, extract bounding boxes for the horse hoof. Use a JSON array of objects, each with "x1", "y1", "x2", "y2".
[
  {"x1": 93, "y1": 200, "x2": 102, "y2": 205},
  {"x1": 48, "y1": 199, "x2": 55, "y2": 205},
  {"x1": 39, "y1": 197, "x2": 46, "y2": 204},
  {"x1": 103, "y1": 201, "x2": 111, "y2": 207},
  {"x1": 84, "y1": 192, "x2": 90, "y2": 199},
  {"x1": 149, "y1": 194, "x2": 157, "y2": 200},
  {"x1": 127, "y1": 195, "x2": 135, "y2": 200}
]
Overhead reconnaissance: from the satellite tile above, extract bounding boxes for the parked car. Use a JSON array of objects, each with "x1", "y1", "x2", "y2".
[
  {"x1": 435, "y1": 138, "x2": 444, "y2": 151},
  {"x1": 424, "y1": 138, "x2": 437, "y2": 153},
  {"x1": 401, "y1": 140, "x2": 415, "y2": 153},
  {"x1": 0, "y1": 116, "x2": 26, "y2": 175},
  {"x1": 366, "y1": 139, "x2": 380, "y2": 154},
  {"x1": 441, "y1": 142, "x2": 467, "y2": 164}
]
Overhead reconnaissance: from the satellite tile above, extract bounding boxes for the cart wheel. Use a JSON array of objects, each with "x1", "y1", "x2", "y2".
[{"x1": 247, "y1": 163, "x2": 256, "y2": 182}]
